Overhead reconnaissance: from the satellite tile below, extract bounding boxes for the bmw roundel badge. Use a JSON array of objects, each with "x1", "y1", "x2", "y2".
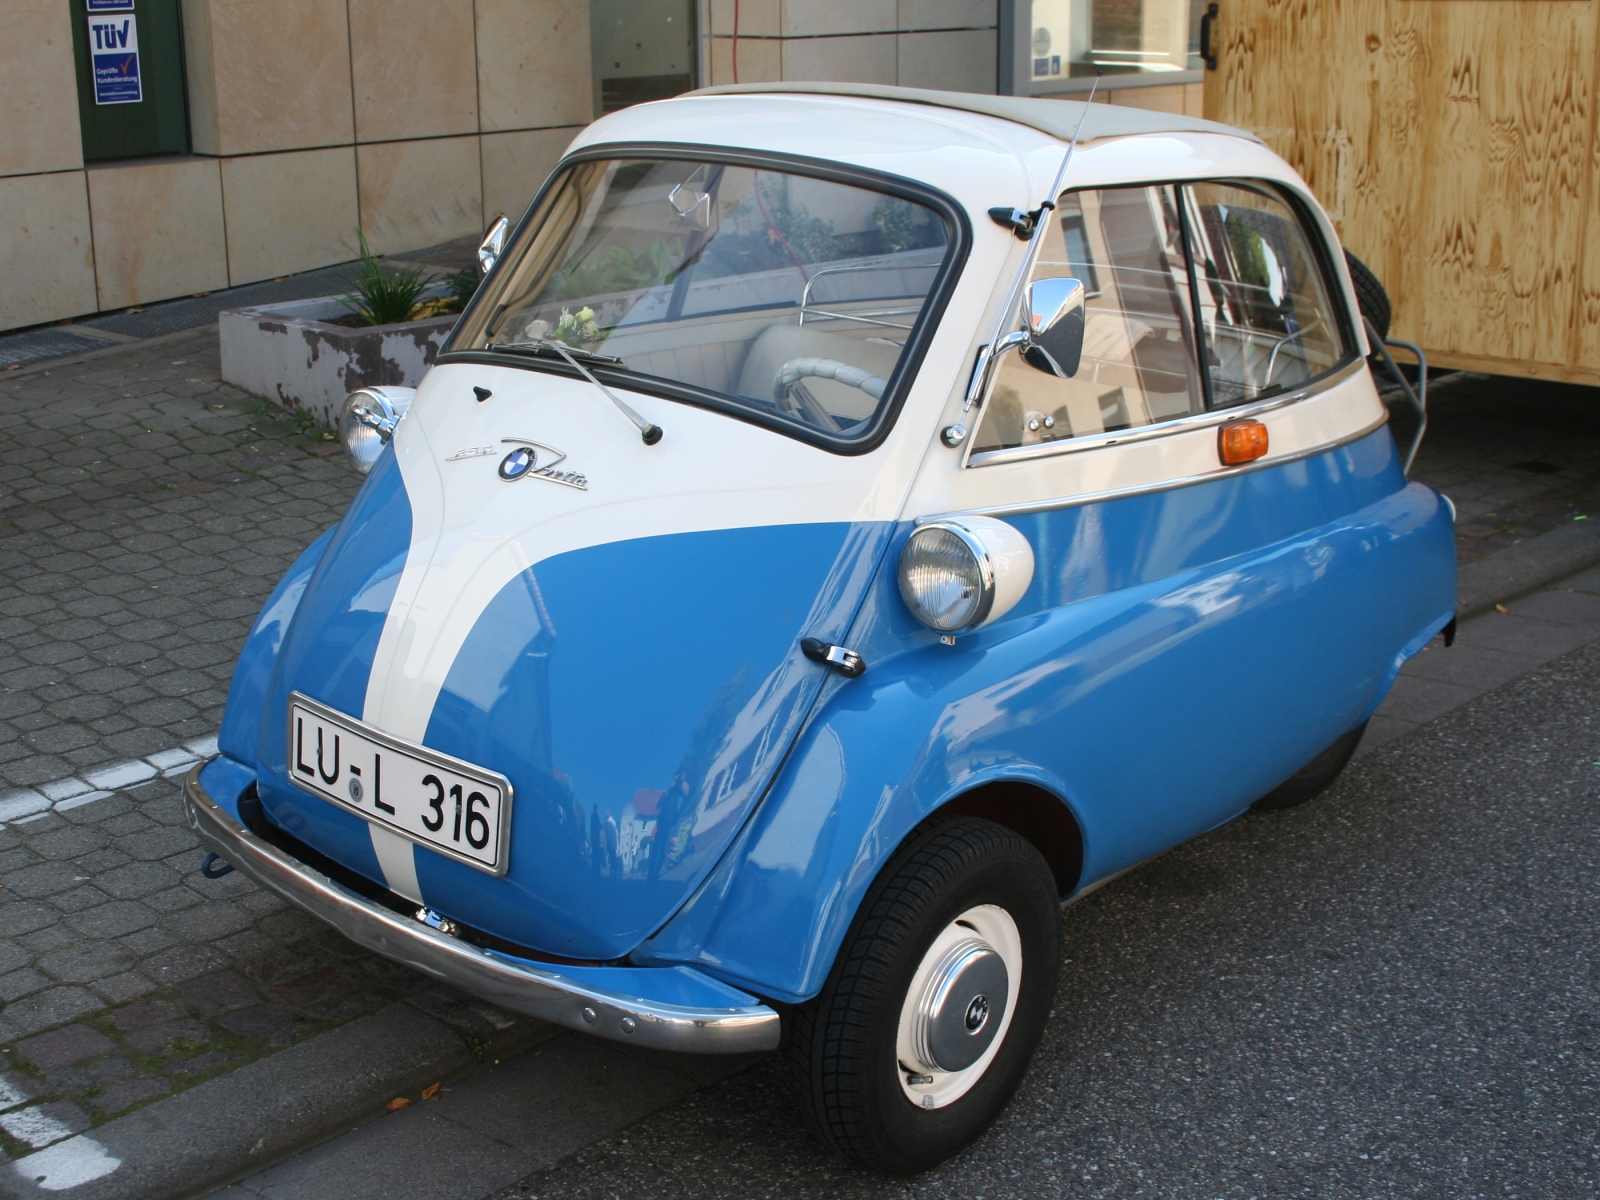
[{"x1": 498, "y1": 446, "x2": 536, "y2": 480}]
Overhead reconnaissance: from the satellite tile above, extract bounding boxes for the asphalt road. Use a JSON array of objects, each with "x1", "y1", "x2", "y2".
[{"x1": 498, "y1": 641, "x2": 1600, "y2": 1200}]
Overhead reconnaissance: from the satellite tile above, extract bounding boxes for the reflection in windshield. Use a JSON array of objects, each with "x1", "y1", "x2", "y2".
[{"x1": 454, "y1": 158, "x2": 952, "y2": 443}]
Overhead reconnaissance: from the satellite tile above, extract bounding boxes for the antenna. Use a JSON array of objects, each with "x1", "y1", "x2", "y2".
[
  {"x1": 948, "y1": 75, "x2": 1103, "y2": 447},
  {"x1": 1039, "y1": 73, "x2": 1100, "y2": 225}
]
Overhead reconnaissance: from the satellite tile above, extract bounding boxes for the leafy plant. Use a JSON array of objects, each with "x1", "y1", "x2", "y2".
[
  {"x1": 546, "y1": 239, "x2": 680, "y2": 302},
  {"x1": 443, "y1": 265, "x2": 482, "y2": 312},
  {"x1": 338, "y1": 230, "x2": 437, "y2": 326}
]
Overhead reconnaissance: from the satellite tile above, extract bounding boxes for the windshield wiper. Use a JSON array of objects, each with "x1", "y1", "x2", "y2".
[
  {"x1": 486, "y1": 337, "x2": 661, "y2": 446},
  {"x1": 484, "y1": 340, "x2": 625, "y2": 367}
]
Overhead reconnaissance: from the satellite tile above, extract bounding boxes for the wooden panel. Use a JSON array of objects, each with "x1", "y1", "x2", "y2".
[{"x1": 1206, "y1": 0, "x2": 1600, "y2": 382}]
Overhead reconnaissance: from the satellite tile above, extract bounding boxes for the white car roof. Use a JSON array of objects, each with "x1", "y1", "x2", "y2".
[
  {"x1": 690, "y1": 82, "x2": 1262, "y2": 146},
  {"x1": 566, "y1": 85, "x2": 1303, "y2": 224}
]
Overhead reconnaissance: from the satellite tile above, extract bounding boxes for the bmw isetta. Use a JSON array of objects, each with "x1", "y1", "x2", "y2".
[{"x1": 186, "y1": 82, "x2": 1456, "y2": 1172}]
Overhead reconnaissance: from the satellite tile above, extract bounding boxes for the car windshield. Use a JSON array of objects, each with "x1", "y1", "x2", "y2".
[{"x1": 452, "y1": 157, "x2": 954, "y2": 444}]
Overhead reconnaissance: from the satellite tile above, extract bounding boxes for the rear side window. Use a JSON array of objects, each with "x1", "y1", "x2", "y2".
[
  {"x1": 1184, "y1": 181, "x2": 1346, "y2": 408},
  {"x1": 972, "y1": 179, "x2": 1349, "y2": 456}
]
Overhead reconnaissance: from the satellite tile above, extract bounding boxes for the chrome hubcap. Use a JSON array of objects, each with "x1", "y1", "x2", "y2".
[
  {"x1": 913, "y1": 938, "x2": 1010, "y2": 1073},
  {"x1": 896, "y1": 905, "x2": 1022, "y2": 1109}
]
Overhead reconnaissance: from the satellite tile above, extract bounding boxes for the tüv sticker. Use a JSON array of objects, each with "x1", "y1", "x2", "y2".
[{"x1": 88, "y1": 15, "x2": 141, "y2": 106}]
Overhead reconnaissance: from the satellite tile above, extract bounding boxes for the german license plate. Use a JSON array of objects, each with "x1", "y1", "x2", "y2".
[{"x1": 287, "y1": 693, "x2": 512, "y2": 874}]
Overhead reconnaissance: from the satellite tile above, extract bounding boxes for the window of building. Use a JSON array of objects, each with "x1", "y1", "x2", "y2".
[
  {"x1": 591, "y1": 0, "x2": 698, "y2": 115},
  {"x1": 1027, "y1": 0, "x2": 1208, "y2": 84},
  {"x1": 971, "y1": 180, "x2": 1350, "y2": 456}
]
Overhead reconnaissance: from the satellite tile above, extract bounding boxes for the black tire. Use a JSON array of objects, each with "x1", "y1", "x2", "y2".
[
  {"x1": 1251, "y1": 721, "x2": 1368, "y2": 811},
  {"x1": 789, "y1": 817, "x2": 1060, "y2": 1174},
  {"x1": 1344, "y1": 251, "x2": 1391, "y2": 342}
]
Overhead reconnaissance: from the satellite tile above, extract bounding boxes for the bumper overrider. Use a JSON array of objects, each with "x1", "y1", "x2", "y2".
[{"x1": 183, "y1": 763, "x2": 780, "y2": 1053}]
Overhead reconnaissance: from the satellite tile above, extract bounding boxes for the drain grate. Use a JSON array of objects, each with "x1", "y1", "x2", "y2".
[{"x1": 0, "y1": 327, "x2": 119, "y2": 370}]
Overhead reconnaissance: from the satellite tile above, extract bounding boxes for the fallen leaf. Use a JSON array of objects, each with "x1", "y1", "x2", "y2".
[
  {"x1": 1495, "y1": 604, "x2": 1510, "y2": 614},
  {"x1": 421, "y1": 1083, "x2": 441, "y2": 1101},
  {"x1": 386, "y1": 1097, "x2": 411, "y2": 1112}
]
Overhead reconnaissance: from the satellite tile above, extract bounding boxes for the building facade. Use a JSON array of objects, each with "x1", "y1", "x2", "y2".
[{"x1": 2, "y1": 0, "x2": 1206, "y2": 332}]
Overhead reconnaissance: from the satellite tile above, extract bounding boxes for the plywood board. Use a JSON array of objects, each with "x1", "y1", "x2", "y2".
[{"x1": 1207, "y1": 0, "x2": 1600, "y2": 383}]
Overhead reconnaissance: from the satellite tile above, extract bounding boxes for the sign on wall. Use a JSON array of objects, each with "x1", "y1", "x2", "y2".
[
  {"x1": 87, "y1": 13, "x2": 141, "y2": 105},
  {"x1": 86, "y1": 0, "x2": 136, "y2": 10}
]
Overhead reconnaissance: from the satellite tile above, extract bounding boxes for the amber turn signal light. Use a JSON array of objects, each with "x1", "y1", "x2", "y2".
[{"x1": 1218, "y1": 419, "x2": 1269, "y2": 465}]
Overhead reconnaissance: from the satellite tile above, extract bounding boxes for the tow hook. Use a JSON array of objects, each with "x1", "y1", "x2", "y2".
[{"x1": 801, "y1": 638, "x2": 867, "y2": 678}]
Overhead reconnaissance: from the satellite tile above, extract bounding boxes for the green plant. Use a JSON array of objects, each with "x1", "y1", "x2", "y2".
[
  {"x1": 546, "y1": 239, "x2": 680, "y2": 302},
  {"x1": 289, "y1": 405, "x2": 319, "y2": 435},
  {"x1": 443, "y1": 265, "x2": 481, "y2": 312},
  {"x1": 339, "y1": 230, "x2": 437, "y2": 326}
]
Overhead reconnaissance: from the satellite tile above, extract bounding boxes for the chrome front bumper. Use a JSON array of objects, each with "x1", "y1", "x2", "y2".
[{"x1": 183, "y1": 764, "x2": 780, "y2": 1054}]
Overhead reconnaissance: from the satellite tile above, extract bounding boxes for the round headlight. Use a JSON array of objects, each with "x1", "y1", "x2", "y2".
[
  {"x1": 897, "y1": 517, "x2": 1035, "y2": 633},
  {"x1": 339, "y1": 387, "x2": 414, "y2": 475}
]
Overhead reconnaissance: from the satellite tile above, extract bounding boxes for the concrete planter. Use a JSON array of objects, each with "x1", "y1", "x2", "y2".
[{"x1": 220, "y1": 294, "x2": 456, "y2": 428}]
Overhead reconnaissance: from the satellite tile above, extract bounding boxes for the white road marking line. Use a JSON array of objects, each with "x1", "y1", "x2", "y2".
[
  {"x1": 0, "y1": 733, "x2": 220, "y2": 827},
  {"x1": 0, "y1": 1077, "x2": 34, "y2": 1114},
  {"x1": 9, "y1": 1135, "x2": 122, "y2": 1191},
  {"x1": 0, "y1": 1106, "x2": 77, "y2": 1149}
]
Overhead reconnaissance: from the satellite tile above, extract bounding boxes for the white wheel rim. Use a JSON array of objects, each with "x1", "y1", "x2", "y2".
[{"x1": 894, "y1": 903, "x2": 1022, "y2": 1110}]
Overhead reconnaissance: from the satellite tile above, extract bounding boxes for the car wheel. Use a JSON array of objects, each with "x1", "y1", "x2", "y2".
[
  {"x1": 1252, "y1": 721, "x2": 1368, "y2": 811},
  {"x1": 1344, "y1": 250, "x2": 1391, "y2": 342},
  {"x1": 789, "y1": 817, "x2": 1060, "y2": 1174}
]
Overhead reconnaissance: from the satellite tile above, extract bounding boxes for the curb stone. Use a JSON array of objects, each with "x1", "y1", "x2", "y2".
[
  {"x1": 0, "y1": 1001, "x2": 553, "y2": 1200},
  {"x1": 1454, "y1": 518, "x2": 1600, "y2": 621}
]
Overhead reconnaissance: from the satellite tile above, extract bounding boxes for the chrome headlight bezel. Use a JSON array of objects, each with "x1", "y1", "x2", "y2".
[
  {"x1": 340, "y1": 386, "x2": 414, "y2": 475},
  {"x1": 897, "y1": 517, "x2": 1035, "y2": 634}
]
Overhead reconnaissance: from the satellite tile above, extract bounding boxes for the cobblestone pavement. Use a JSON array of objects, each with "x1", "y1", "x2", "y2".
[
  {"x1": 0, "y1": 771, "x2": 466, "y2": 1160},
  {"x1": 0, "y1": 331, "x2": 391, "y2": 1158},
  {"x1": 0, "y1": 329, "x2": 360, "y2": 791}
]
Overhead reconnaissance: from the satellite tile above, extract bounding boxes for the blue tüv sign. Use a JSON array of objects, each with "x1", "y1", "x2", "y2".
[{"x1": 88, "y1": 15, "x2": 142, "y2": 106}]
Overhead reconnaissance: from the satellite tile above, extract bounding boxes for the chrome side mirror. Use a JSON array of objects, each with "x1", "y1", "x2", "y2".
[
  {"x1": 1019, "y1": 277, "x2": 1086, "y2": 378},
  {"x1": 477, "y1": 215, "x2": 509, "y2": 274}
]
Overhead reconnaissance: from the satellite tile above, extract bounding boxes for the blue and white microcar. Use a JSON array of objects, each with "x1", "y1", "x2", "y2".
[{"x1": 187, "y1": 82, "x2": 1456, "y2": 1171}]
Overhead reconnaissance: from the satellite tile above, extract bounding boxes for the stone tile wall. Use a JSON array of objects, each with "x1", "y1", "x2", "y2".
[
  {"x1": 0, "y1": 0, "x2": 589, "y2": 332},
  {"x1": 706, "y1": 0, "x2": 999, "y2": 89},
  {"x1": 1, "y1": 0, "x2": 1200, "y2": 331}
]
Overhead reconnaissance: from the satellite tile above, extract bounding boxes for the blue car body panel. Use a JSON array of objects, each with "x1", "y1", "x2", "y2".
[
  {"x1": 218, "y1": 526, "x2": 336, "y2": 768},
  {"x1": 637, "y1": 429, "x2": 1457, "y2": 1002},
  {"x1": 405, "y1": 519, "x2": 893, "y2": 958},
  {"x1": 229, "y1": 439, "x2": 899, "y2": 959}
]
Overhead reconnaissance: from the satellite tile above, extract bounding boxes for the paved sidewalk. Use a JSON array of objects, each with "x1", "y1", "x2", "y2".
[
  {"x1": 0, "y1": 329, "x2": 361, "y2": 792},
  {"x1": 1400, "y1": 371, "x2": 1600, "y2": 564}
]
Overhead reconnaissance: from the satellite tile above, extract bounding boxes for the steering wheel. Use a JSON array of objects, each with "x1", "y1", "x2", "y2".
[{"x1": 774, "y1": 357, "x2": 888, "y2": 402}]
